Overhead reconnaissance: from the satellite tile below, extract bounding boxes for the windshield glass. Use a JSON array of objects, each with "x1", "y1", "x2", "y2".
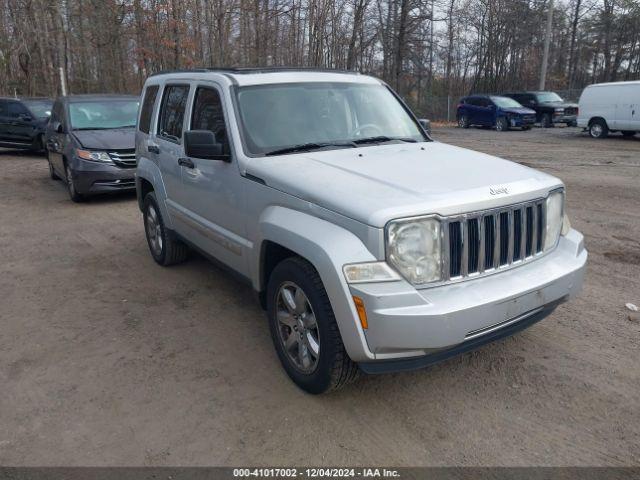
[
  {"x1": 235, "y1": 82, "x2": 425, "y2": 155},
  {"x1": 23, "y1": 100, "x2": 53, "y2": 118},
  {"x1": 69, "y1": 100, "x2": 139, "y2": 130},
  {"x1": 535, "y1": 92, "x2": 563, "y2": 103},
  {"x1": 491, "y1": 96, "x2": 523, "y2": 108}
]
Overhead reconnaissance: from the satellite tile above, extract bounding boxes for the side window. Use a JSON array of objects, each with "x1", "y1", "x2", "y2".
[
  {"x1": 477, "y1": 98, "x2": 489, "y2": 108},
  {"x1": 8, "y1": 102, "x2": 29, "y2": 117},
  {"x1": 157, "y1": 84, "x2": 189, "y2": 143},
  {"x1": 190, "y1": 86, "x2": 229, "y2": 153},
  {"x1": 0, "y1": 100, "x2": 7, "y2": 116},
  {"x1": 139, "y1": 85, "x2": 159, "y2": 134},
  {"x1": 467, "y1": 97, "x2": 479, "y2": 107}
]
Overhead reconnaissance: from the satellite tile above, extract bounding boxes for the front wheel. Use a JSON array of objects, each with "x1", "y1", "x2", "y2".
[
  {"x1": 47, "y1": 152, "x2": 59, "y2": 180},
  {"x1": 458, "y1": 115, "x2": 470, "y2": 129},
  {"x1": 589, "y1": 119, "x2": 609, "y2": 139},
  {"x1": 496, "y1": 117, "x2": 509, "y2": 131},
  {"x1": 65, "y1": 163, "x2": 84, "y2": 202},
  {"x1": 143, "y1": 192, "x2": 189, "y2": 266},
  {"x1": 267, "y1": 257, "x2": 359, "y2": 394}
]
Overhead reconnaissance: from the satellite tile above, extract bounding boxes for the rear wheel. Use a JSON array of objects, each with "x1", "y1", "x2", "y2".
[
  {"x1": 496, "y1": 117, "x2": 509, "y2": 131},
  {"x1": 65, "y1": 163, "x2": 84, "y2": 202},
  {"x1": 267, "y1": 257, "x2": 359, "y2": 394},
  {"x1": 589, "y1": 119, "x2": 609, "y2": 139},
  {"x1": 458, "y1": 115, "x2": 470, "y2": 129},
  {"x1": 541, "y1": 113, "x2": 553, "y2": 128},
  {"x1": 143, "y1": 192, "x2": 189, "y2": 266}
]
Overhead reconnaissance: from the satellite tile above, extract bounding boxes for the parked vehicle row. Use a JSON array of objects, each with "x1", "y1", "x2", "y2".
[{"x1": 456, "y1": 91, "x2": 578, "y2": 131}]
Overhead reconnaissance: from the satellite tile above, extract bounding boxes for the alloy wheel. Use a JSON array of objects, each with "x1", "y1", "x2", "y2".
[
  {"x1": 590, "y1": 123, "x2": 603, "y2": 138},
  {"x1": 275, "y1": 281, "x2": 320, "y2": 373},
  {"x1": 145, "y1": 203, "x2": 163, "y2": 257}
]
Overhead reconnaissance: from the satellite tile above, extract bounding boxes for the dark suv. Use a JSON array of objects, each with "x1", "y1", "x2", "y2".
[
  {"x1": 44, "y1": 94, "x2": 140, "y2": 202},
  {"x1": 503, "y1": 92, "x2": 578, "y2": 127},
  {"x1": 457, "y1": 95, "x2": 536, "y2": 131},
  {"x1": 0, "y1": 97, "x2": 53, "y2": 151}
]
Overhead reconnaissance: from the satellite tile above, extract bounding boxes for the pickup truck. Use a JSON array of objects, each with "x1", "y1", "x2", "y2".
[{"x1": 135, "y1": 68, "x2": 587, "y2": 394}]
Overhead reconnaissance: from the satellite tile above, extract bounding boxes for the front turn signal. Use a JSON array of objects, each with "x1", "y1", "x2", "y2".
[{"x1": 353, "y1": 296, "x2": 368, "y2": 330}]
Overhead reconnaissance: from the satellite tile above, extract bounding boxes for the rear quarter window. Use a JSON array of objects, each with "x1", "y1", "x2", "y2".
[
  {"x1": 139, "y1": 85, "x2": 159, "y2": 134},
  {"x1": 157, "y1": 84, "x2": 190, "y2": 143}
]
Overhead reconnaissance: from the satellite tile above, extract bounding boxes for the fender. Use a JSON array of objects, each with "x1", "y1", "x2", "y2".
[
  {"x1": 135, "y1": 156, "x2": 174, "y2": 230},
  {"x1": 255, "y1": 206, "x2": 378, "y2": 362}
]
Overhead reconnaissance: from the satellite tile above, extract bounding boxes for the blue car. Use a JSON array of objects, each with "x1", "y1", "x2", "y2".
[{"x1": 457, "y1": 95, "x2": 536, "y2": 131}]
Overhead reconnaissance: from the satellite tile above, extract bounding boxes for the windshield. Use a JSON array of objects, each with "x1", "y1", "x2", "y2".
[
  {"x1": 535, "y1": 92, "x2": 563, "y2": 103},
  {"x1": 69, "y1": 100, "x2": 140, "y2": 130},
  {"x1": 491, "y1": 96, "x2": 523, "y2": 109},
  {"x1": 234, "y1": 82, "x2": 425, "y2": 155},
  {"x1": 23, "y1": 100, "x2": 53, "y2": 118}
]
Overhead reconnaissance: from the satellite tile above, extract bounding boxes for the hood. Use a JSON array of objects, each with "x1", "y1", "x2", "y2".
[
  {"x1": 501, "y1": 107, "x2": 536, "y2": 115},
  {"x1": 245, "y1": 142, "x2": 562, "y2": 228},
  {"x1": 538, "y1": 101, "x2": 578, "y2": 109},
  {"x1": 72, "y1": 128, "x2": 135, "y2": 150}
]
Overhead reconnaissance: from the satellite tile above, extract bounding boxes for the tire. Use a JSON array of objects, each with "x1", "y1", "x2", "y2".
[
  {"x1": 621, "y1": 131, "x2": 636, "y2": 138},
  {"x1": 267, "y1": 256, "x2": 359, "y2": 394},
  {"x1": 65, "y1": 163, "x2": 84, "y2": 202},
  {"x1": 31, "y1": 134, "x2": 45, "y2": 153},
  {"x1": 458, "y1": 115, "x2": 470, "y2": 129},
  {"x1": 143, "y1": 192, "x2": 189, "y2": 266},
  {"x1": 589, "y1": 119, "x2": 609, "y2": 139},
  {"x1": 47, "y1": 151, "x2": 59, "y2": 180},
  {"x1": 541, "y1": 113, "x2": 553, "y2": 128},
  {"x1": 495, "y1": 117, "x2": 509, "y2": 131}
]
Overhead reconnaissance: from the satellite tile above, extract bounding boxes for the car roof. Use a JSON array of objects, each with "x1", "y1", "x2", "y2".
[
  {"x1": 0, "y1": 96, "x2": 53, "y2": 102},
  {"x1": 587, "y1": 80, "x2": 640, "y2": 88},
  {"x1": 147, "y1": 67, "x2": 382, "y2": 87}
]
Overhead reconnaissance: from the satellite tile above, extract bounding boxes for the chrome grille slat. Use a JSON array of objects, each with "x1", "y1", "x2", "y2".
[
  {"x1": 446, "y1": 199, "x2": 546, "y2": 282},
  {"x1": 108, "y1": 149, "x2": 137, "y2": 168}
]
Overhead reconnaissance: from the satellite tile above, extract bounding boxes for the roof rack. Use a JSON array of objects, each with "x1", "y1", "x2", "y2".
[{"x1": 149, "y1": 66, "x2": 359, "y2": 77}]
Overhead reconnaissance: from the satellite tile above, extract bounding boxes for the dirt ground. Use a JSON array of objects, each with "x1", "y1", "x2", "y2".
[{"x1": 0, "y1": 126, "x2": 638, "y2": 467}]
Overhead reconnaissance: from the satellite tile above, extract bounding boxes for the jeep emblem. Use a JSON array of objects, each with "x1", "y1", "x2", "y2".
[{"x1": 490, "y1": 187, "x2": 509, "y2": 195}]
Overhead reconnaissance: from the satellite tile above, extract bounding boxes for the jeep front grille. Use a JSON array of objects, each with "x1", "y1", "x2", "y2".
[{"x1": 444, "y1": 199, "x2": 546, "y2": 281}]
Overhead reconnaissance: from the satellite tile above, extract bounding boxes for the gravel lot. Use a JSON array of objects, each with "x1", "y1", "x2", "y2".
[{"x1": 1, "y1": 126, "x2": 638, "y2": 466}]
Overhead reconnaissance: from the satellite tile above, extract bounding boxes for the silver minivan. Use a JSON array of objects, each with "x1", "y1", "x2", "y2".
[{"x1": 135, "y1": 68, "x2": 587, "y2": 393}]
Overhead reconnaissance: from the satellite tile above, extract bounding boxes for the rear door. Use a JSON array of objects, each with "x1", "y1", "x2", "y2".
[
  {"x1": 465, "y1": 97, "x2": 481, "y2": 124},
  {"x1": 153, "y1": 83, "x2": 190, "y2": 217}
]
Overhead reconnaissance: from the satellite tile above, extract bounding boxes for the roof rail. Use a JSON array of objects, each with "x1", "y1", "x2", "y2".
[{"x1": 148, "y1": 66, "x2": 359, "y2": 77}]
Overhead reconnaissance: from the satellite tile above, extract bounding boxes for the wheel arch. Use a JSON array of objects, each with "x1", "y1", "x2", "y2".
[
  {"x1": 588, "y1": 116, "x2": 608, "y2": 127},
  {"x1": 135, "y1": 157, "x2": 173, "y2": 229},
  {"x1": 254, "y1": 206, "x2": 378, "y2": 362}
]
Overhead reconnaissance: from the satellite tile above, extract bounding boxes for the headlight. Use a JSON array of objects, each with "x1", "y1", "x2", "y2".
[
  {"x1": 343, "y1": 262, "x2": 400, "y2": 284},
  {"x1": 386, "y1": 217, "x2": 442, "y2": 285},
  {"x1": 544, "y1": 191, "x2": 564, "y2": 250},
  {"x1": 76, "y1": 149, "x2": 113, "y2": 163}
]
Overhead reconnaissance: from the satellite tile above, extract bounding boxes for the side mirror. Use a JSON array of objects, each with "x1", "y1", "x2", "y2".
[
  {"x1": 52, "y1": 121, "x2": 64, "y2": 134},
  {"x1": 184, "y1": 130, "x2": 229, "y2": 161},
  {"x1": 418, "y1": 118, "x2": 431, "y2": 134}
]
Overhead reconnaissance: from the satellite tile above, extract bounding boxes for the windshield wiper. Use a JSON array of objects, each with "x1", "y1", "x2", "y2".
[
  {"x1": 265, "y1": 142, "x2": 356, "y2": 156},
  {"x1": 352, "y1": 136, "x2": 418, "y2": 145}
]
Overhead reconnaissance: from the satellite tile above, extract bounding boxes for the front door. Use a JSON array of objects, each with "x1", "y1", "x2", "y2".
[
  {"x1": 176, "y1": 83, "x2": 249, "y2": 277},
  {"x1": 6, "y1": 101, "x2": 34, "y2": 144}
]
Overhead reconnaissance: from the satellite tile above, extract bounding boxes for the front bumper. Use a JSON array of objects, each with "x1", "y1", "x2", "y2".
[
  {"x1": 508, "y1": 116, "x2": 536, "y2": 127},
  {"x1": 350, "y1": 229, "x2": 587, "y2": 371},
  {"x1": 553, "y1": 114, "x2": 577, "y2": 124},
  {"x1": 71, "y1": 158, "x2": 136, "y2": 195}
]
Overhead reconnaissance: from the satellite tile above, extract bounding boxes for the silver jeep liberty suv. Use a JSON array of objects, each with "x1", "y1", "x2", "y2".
[{"x1": 135, "y1": 68, "x2": 587, "y2": 394}]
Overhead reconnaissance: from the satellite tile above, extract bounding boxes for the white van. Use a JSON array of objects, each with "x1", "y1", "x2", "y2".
[{"x1": 577, "y1": 80, "x2": 640, "y2": 138}]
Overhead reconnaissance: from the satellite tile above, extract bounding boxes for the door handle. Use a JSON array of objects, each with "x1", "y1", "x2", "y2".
[
  {"x1": 178, "y1": 157, "x2": 195, "y2": 169},
  {"x1": 148, "y1": 145, "x2": 160, "y2": 154}
]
